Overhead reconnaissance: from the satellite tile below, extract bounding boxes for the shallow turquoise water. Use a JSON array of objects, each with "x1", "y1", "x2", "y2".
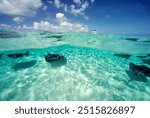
[{"x1": 0, "y1": 30, "x2": 150, "y2": 100}]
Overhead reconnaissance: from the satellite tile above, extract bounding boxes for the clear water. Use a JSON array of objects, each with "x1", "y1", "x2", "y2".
[{"x1": 0, "y1": 30, "x2": 150, "y2": 101}]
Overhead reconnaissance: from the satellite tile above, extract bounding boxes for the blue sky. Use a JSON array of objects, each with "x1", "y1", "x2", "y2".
[{"x1": 0, "y1": 0, "x2": 150, "y2": 34}]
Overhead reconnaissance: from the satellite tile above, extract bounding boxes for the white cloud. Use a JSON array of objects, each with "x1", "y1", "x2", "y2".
[
  {"x1": 0, "y1": 0, "x2": 42, "y2": 16},
  {"x1": 70, "y1": 1, "x2": 90, "y2": 20},
  {"x1": 56, "y1": 13, "x2": 65, "y2": 19},
  {"x1": 0, "y1": 24, "x2": 11, "y2": 28},
  {"x1": 56, "y1": 13, "x2": 68, "y2": 22},
  {"x1": 52, "y1": 0, "x2": 95, "y2": 19},
  {"x1": 47, "y1": 0, "x2": 53, "y2": 4},
  {"x1": 31, "y1": 20, "x2": 88, "y2": 32},
  {"x1": 60, "y1": 21, "x2": 73, "y2": 29},
  {"x1": 54, "y1": 0, "x2": 64, "y2": 8},
  {"x1": 22, "y1": 25, "x2": 33, "y2": 30},
  {"x1": 43, "y1": 5, "x2": 48, "y2": 11},
  {"x1": 74, "y1": 23, "x2": 88, "y2": 32},
  {"x1": 23, "y1": 13, "x2": 89, "y2": 32},
  {"x1": 13, "y1": 17, "x2": 24, "y2": 24},
  {"x1": 59, "y1": 19, "x2": 88, "y2": 32},
  {"x1": 64, "y1": 4, "x2": 68, "y2": 12},
  {"x1": 73, "y1": 0, "x2": 82, "y2": 5},
  {"x1": 70, "y1": 1, "x2": 89, "y2": 16},
  {"x1": 91, "y1": 0, "x2": 95, "y2": 3},
  {"x1": 33, "y1": 21, "x2": 53, "y2": 31},
  {"x1": 31, "y1": 21, "x2": 60, "y2": 32}
]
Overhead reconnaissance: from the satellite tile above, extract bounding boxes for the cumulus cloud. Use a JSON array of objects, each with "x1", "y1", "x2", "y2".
[
  {"x1": 56, "y1": 13, "x2": 68, "y2": 22},
  {"x1": 51, "y1": 0, "x2": 95, "y2": 20},
  {"x1": 70, "y1": 0, "x2": 95, "y2": 20},
  {"x1": 0, "y1": 24, "x2": 11, "y2": 28},
  {"x1": 33, "y1": 21, "x2": 53, "y2": 31},
  {"x1": 0, "y1": 0, "x2": 42, "y2": 16},
  {"x1": 23, "y1": 13, "x2": 88, "y2": 32},
  {"x1": 28, "y1": 21, "x2": 59, "y2": 32},
  {"x1": 73, "y1": 0, "x2": 82, "y2": 5},
  {"x1": 56, "y1": 13, "x2": 88, "y2": 32},
  {"x1": 60, "y1": 21, "x2": 88, "y2": 32},
  {"x1": 13, "y1": 17, "x2": 24, "y2": 24},
  {"x1": 30, "y1": 20, "x2": 88, "y2": 32},
  {"x1": 54, "y1": 0, "x2": 64, "y2": 8},
  {"x1": 70, "y1": 1, "x2": 89, "y2": 16},
  {"x1": 70, "y1": 1, "x2": 90, "y2": 20},
  {"x1": 56, "y1": 13, "x2": 65, "y2": 19}
]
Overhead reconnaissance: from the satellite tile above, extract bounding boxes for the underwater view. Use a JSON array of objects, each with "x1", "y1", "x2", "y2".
[
  {"x1": 0, "y1": 0, "x2": 150, "y2": 101},
  {"x1": 0, "y1": 29, "x2": 150, "y2": 101}
]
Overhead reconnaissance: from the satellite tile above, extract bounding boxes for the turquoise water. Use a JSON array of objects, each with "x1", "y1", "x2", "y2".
[{"x1": 0, "y1": 30, "x2": 150, "y2": 100}]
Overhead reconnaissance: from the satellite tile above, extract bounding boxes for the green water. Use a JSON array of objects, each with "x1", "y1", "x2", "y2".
[{"x1": 0, "y1": 31, "x2": 150, "y2": 100}]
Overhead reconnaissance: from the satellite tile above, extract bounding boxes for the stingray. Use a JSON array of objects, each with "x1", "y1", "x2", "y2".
[
  {"x1": 142, "y1": 40, "x2": 150, "y2": 43},
  {"x1": 7, "y1": 51, "x2": 29, "y2": 59},
  {"x1": 45, "y1": 53, "x2": 64, "y2": 62},
  {"x1": 40, "y1": 31, "x2": 51, "y2": 35},
  {"x1": 136, "y1": 53, "x2": 150, "y2": 58},
  {"x1": 0, "y1": 31, "x2": 21, "y2": 38},
  {"x1": 142, "y1": 58, "x2": 150, "y2": 65},
  {"x1": 125, "y1": 38, "x2": 139, "y2": 42},
  {"x1": 12, "y1": 60, "x2": 37, "y2": 71},
  {"x1": 129, "y1": 63, "x2": 150, "y2": 77},
  {"x1": 45, "y1": 53, "x2": 67, "y2": 68},
  {"x1": 50, "y1": 57, "x2": 67, "y2": 68},
  {"x1": 51, "y1": 35, "x2": 63, "y2": 38},
  {"x1": 126, "y1": 70, "x2": 148, "y2": 82},
  {"x1": 125, "y1": 63, "x2": 150, "y2": 83},
  {"x1": 57, "y1": 39, "x2": 64, "y2": 41},
  {"x1": 114, "y1": 53, "x2": 131, "y2": 59},
  {"x1": 136, "y1": 55, "x2": 148, "y2": 58},
  {"x1": 44, "y1": 35, "x2": 63, "y2": 39},
  {"x1": 0, "y1": 53, "x2": 3, "y2": 59}
]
